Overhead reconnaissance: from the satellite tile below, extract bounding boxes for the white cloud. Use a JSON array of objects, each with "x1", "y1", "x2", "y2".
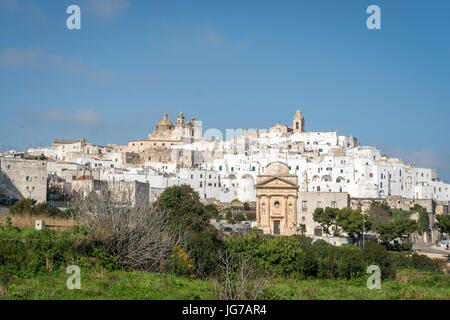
[
  {"x1": 0, "y1": 48, "x2": 116, "y2": 83},
  {"x1": 20, "y1": 108, "x2": 113, "y2": 127},
  {"x1": 387, "y1": 147, "x2": 450, "y2": 171},
  {"x1": 85, "y1": 0, "x2": 130, "y2": 22},
  {"x1": 0, "y1": 0, "x2": 46, "y2": 20},
  {"x1": 0, "y1": 48, "x2": 41, "y2": 67}
]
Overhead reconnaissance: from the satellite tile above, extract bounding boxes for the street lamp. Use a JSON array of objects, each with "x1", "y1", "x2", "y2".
[{"x1": 26, "y1": 186, "x2": 35, "y2": 199}]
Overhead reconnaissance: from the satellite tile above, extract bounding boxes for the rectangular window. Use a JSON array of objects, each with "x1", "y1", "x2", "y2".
[
  {"x1": 317, "y1": 201, "x2": 321, "y2": 208},
  {"x1": 302, "y1": 201, "x2": 307, "y2": 210},
  {"x1": 252, "y1": 166, "x2": 256, "y2": 171},
  {"x1": 331, "y1": 201, "x2": 337, "y2": 208},
  {"x1": 219, "y1": 165, "x2": 222, "y2": 171}
]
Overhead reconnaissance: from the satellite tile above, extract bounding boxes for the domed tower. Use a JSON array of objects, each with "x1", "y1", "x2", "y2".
[
  {"x1": 155, "y1": 113, "x2": 173, "y2": 131},
  {"x1": 293, "y1": 109, "x2": 305, "y2": 133},
  {"x1": 176, "y1": 112, "x2": 185, "y2": 125}
]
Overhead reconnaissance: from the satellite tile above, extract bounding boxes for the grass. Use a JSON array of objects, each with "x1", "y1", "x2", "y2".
[
  {"x1": 0, "y1": 214, "x2": 76, "y2": 231},
  {"x1": 0, "y1": 227, "x2": 87, "y2": 242},
  {"x1": 0, "y1": 226, "x2": 448, "y2": 300},
  {"x1": 265, "y1": 270, "x2": 450, "y2": 300},
  {"x1": 0, "y1": 269, "x2": 448, "y2": 300},
  {"x1": 0, "y1": 271, "x2": 215, "y2": 300}
]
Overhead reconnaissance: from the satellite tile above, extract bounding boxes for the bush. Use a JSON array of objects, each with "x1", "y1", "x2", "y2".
[
  {"x1": 74, "y1": 189, "x2": 183, "y2": 273},
  {"x1": 410, "y1": 253, "x2": 436, "y2": 272},
  {"x1": 225, "y1": 234, "x2": 399, "y2": 280},
  {"x1": 336, "y1": 249, "x2": 365, "y2": 280},
  {"x1": 187, "y1": 227, "x2": 223, "y2": 277},
  {"x1": 10, "y1": 199, "x2": 34, "y2": 215},
  {"x1": 0, "y1": 235, "x2": 92, "y2": 278},
  {"x1": 169, "y1": 245, "x2": 195, "y2": 278},
  {"x1": 295, "y1": 249, "x2": 318, "y2": 279},
  {"x1": 154, "y1": 186, "x2": 224, "y2": 277},
  {"x1": 234, "y1": 212, "x2": 246, "y2": 222},
  {"x1": 9, "y1": 199, "x2": 65, "y2": 218},
  {"x1": 362, "y1": 240, "x2": 396, "y2": 280}
]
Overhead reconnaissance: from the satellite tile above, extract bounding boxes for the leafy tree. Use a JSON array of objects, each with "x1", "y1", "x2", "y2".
[
  {"x1": 205, "y1": 204, "x2": 220, "y2": 220},
  {"x1": 297, "y1": 224, "x2": 306, "y2": 235},
  {"x1": 375, "y1": 218, "x2": 417, "y2": 245},
  {"x1": 435, "y1": 214, "x2": 450, "y2": 234},
  {"x1": 391, "y1": 209, "x2": 412, "y2": 220},
  {"x1": 412, "y1": 205, "x2": 430, "y2": 234},
  {"x1": 234, "y1": 212, "x2": 246, "y2": 222},
  {"x1": 368, "y1": 201, "x2": 392, "y2": 226},
  {"x1": 154, "y1": 185, "x2": 209, "y2": 233},
  {"x1": 224, "y1": 210, "x2": 234, "y2": 224},
  {"x1": 313, "y1": 207, "x2": 338, "y2": 236},
  {"x1": 336, "y1": 208, "x2": 372, "y2": 244},
  {"x1": 154, "y1": 185, "x2": 223, "y2": 276}
]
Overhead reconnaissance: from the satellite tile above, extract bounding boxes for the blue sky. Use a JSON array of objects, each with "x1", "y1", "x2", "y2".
[{"x1": 0, "y1": 0, "x2": 449, "y2": 180}]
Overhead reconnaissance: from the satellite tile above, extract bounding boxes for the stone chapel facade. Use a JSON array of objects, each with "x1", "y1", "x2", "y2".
[{"x1": 256, "y1": 162, "x2": 299, "y2": 235}]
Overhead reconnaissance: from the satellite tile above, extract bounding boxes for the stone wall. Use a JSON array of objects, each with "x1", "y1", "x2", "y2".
[
  {"x1": 297, "y1": 192, "x2": 350, "y2": 236},
  {"x1": 0, "y1": 157, "x2": 48, "y2": 202}
]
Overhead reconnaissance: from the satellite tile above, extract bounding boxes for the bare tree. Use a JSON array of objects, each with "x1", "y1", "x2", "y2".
[
  {"x1": 72, "y1": 183, "x2": 185, "y2": 273},
  {"x1": 211, "y1": 253, "x2": 272, "y2": 300}
]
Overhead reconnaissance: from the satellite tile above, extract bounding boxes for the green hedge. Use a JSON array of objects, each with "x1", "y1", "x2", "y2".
[{"x1": 224, "y1": 234, "x2": 440, "y2": 280}]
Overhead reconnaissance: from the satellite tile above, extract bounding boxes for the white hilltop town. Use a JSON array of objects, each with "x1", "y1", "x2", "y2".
[{"x1": 1, "y1": 109, "x2": 449, "y2": 244}]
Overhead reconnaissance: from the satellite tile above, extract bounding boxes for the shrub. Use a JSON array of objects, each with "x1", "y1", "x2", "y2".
[
  {"x1": 411, "y1": 253, "x2": 436, "y2": 271},
  {"x1": 73, "y1": 189, "x2": 185, "y2": 273},
  {"x1": 169, "y1": 245, "x2": 195, "y2": 278},
  {"x1": 362, "y1": 240, "x2": 396, "y2": 279},
  {"x1": 225, "y1": 234, "x2": 398, "y2": 280},
  {"x1": 295, "y1": 249, "x2": 318, "y2": 279},
  {"x1": 10, "y1": 199, "x2": 35, "y2": 215},
  {"x1": 336, "y1": 249, "x2": 365, "y2": 279},
  {"x1": 211, "y1": 253, "x2": 272, "y2": 300},
  {"x1": 154, "y1": 185, "x2": 224, "y2": 277},
  {"x1": 9, "y1": 199, "x2": 65, "y2": 218},
  {"x1": 187, "y1": 227, "x2": 223, "y2": 277}
]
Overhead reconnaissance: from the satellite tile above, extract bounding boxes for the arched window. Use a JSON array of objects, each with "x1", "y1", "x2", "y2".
[
  {"x1": 296, "y1": 122, "x2": 299, "y2": 129},
  {"x1": 314, "y1": 226, "x2": 323, "y2": 237}
]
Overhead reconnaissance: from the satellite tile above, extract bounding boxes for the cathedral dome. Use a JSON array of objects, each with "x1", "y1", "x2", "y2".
[
  {"x1": 157, "y1": 113, "x2": 173, "y2": 127},
  {"x1": 265, "y1": 161, "x2": 290, "y2": 176}
]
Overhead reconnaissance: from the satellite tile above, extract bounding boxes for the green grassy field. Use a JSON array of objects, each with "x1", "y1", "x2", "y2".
[{"x1": 1, "y1": 269, "x2": 448, "y2": 300}]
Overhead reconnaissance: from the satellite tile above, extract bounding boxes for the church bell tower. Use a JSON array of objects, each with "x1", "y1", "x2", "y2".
[{"x1": 293, "y1": 109, "x2": 305, "y2": 133}]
